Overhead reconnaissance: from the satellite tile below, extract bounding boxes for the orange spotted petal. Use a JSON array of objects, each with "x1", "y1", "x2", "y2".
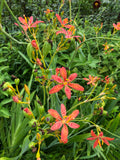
[
  {"x1": 60, "y1": 67, "x2": 67, "y2": 81},
  {"x1": 67, "y1": 122, "x2": 80, "y2": 129},
  {"x1": 61, "y1": 124, "x2": 68, "y2": 144},
  {"x1": 51, "y1": 121, "x2": 62, "y2": 130},
  {"x1": 104, "y1": 137, "x2": 114, "y2": 141},
  {"x1": 68, "y1": 73, "x2": 77, "y2": 81},
  {"x1": 66, "y1": 110, "x2": 79, "y2": 121},
  {"x1": 61, "y1": 104, "x2": 66, "y2": 117},
  {"x1": 65, "y1": 85, "x2": 71, "y2": 99},
  {"x1": 28, "y1": 16, "x2": 33, "y2": 25},
  {"x1": 83, "y1": 78, "x2": 89, "y2": 81},
  {"x1": 91, "y1": 130, "x2": 97, "y2": 137},
  {"x1": 51, "y1": 75, "x2": 63, "y2": 83},
  {"x1": 56, "y1": 14, "x2": 63, "y2": 25},
  {"x1": 18, "y1": 17, "x2": 27, "y2": 25},
  {"x1": 68, "y1": 83, "x2": 84, "y2": 91},
  {"x1": 87, "y1": 137, "x2": 97, "y2": 140},
  {"x1": 49, "y1": 84, "x2": 64, "y2": 94},
  {"x1": 99, "y1": 131, "x2": 103, "y2": 137},
  {"x1": 101, "y1": 138, "x2": 110, "y2": 146},
  {"x1": 62, "y1": 18, "x2": 68, "y2": 25},
  {"x1": 48, "y1": 109, "x2": 62, "y2": 120},
  {"x1": 93, "y1": 139, "x2": 99, "y2": 148}
]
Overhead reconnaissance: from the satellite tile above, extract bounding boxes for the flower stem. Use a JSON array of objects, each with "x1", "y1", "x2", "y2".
[
  {"x1": 0, "y1": 0, "x2": 4, "y2": 23},
  {"x1": 0, "y1": 25, "x2": 27, "y2": 44}
]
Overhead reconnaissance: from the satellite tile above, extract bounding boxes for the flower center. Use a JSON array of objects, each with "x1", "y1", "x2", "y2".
[
  {"x1": 95, "y1": 2, "x2": 99, "y2": 6},
  {"x1": 63, "y1": 81, "x2": 68, "y2": 85}
]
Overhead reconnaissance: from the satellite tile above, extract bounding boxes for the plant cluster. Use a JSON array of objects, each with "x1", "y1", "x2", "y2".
[{"x1": 0, "y1": 0, "x2": 120, "y2": 160}]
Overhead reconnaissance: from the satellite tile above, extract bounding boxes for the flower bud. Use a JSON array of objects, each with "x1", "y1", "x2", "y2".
[
  {"x1": 14, "y1": 78, "x2": 20, "y2": 85},
  {"x1": 38, "y1": 105, "x2": 45, "y2": 115},
  {"x1": 12, "y1": 96, "x2": 19, "y2": 103},
  {"x1": 23, "y1": 108, "x2": 33, "y2": 119},
  {"x1": 45, "y1": 114, "x2": 53, "y2": 123},
  {"x1": 29, "y1": 119, "x2": 38, "y2": 127},
  {"x1": 24, "y1": 84, "x2": 30, "y2": 96},
  {"x1": 103, "y1": 110, "x2": 108, "y2": 116},
  {"x1": 29, "y1": 142, "x2": 36, "y2": 149},
  {"x1": 3, "y1": 82, "x2": 15, "y2": 95},
  {"x1": 31, "y1": 40, "x2": 39, "y2": 50}
]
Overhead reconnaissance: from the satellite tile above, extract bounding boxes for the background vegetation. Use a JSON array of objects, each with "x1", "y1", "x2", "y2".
[{"x1": 0, "y1": 0, "x2": 120, "y2": 160}]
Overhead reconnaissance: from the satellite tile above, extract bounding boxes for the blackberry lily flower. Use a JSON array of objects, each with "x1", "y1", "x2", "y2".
[
  {"x1": 48, "y1": 104, "x2": 80, "y2": 143},
  {"x1": 113, "y1": 22, "x2": 120, "y2": 30},
  {"x1": 15, "y1": 15, "x2": 44, "y2": 31},
  {"x1": 83, "y1": 75, "x2": 100, "y2": 86},
  {"x1": 56, "y1": 14, "x2": 73, "y2": 29},
  {"x1": 56, "y1": 27, "x2": 80, "y2": 39},
  {"x1": 87, "y1": 130, "x2": 114, "y2": 148},
  {"x1": 49, "y1": 67, "x2": 84, "y2": 99}
]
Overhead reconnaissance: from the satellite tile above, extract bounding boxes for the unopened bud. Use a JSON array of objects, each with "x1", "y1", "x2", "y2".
[
  {"x1": 45, "y1": 114, "x2": 53, "y2": 123},
  {"x1": 29, "y1": 142, "x2": 36, "y2": 149},
  {"x1": 29, "y1": 119, "x2": 37, "y2": 127},
  {"x1": 24, "y1": 84, "x2": 30, "y2": 95},
  {"x1": 14, "y1": 78, "x2": 20, "y2": 85},
  {"x1": 12, "y1": 96, "x2": 19, "y2": 103},
  {"x1": 3, "y1": 82, "x2": 15, "y2": 95},
  {"x1": 23, "y1": 108, "x2": 33, "y2": 119}
]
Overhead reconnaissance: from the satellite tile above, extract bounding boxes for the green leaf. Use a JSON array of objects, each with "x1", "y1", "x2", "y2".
[
  {"x1": 18, "y1": 51, "x2": 33, "y2": 68},
  {"x1": 18, "y1": 135, "x2": 30, "y2": 156},
  {"x1": 26, "y1": 43, "x2": 34, "y2": 60},
  {"x1": 79, "y1": 153, "x2": 97, "y2": 159},
  {"x1": 60, "y1": 155, "x2": 66, "y2": 160},
  {"x1": 43, "y1": 41, "x2": 51, "y2": 57},
  {"x1": 0, "y1": 98, "x2": 13, "y2": 106},
  {"x1": 0, "y1": 157, "x2": 17, "y2": 160},
  {"x1": 88, "y1": 54, "x2": 100, "y2": 68},
  {"x1": 107, "y1": 113, "x2": 120, "y2": 132},
  {"x1": 69, "y1": 133, "x2": 91, "y2": 143},
  {"x1": 0, "y1": 58, "x2": 7, "y2": 63},
  {"x1": 0, "y1": 107, "x2": 11, "y2": 118},
  {"x1": 0, "y1": 66, "x2": 9, "y2": 71}
]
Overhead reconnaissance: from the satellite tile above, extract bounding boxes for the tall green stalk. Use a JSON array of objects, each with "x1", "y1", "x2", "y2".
[
  {"x1": 0, "y1": 0, "x2": 4, "y2": 23},
  {"x1": 69, "y1": 0, "x2": 72, "y2": 23},
  {"x1": 3, "y1": 0, "x2": 22, "y2": 30}
]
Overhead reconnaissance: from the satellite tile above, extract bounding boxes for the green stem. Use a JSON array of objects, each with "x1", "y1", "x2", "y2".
[
  {"x1": 3, "y1": 0, "x2": 22, "y2": 30},
  {"x1": 76, "y1": 37, "x2": 120, "y2": 51},
  {"x1": 68, "y1": 41, "x2": 77, "y2": 68},
  {"x1": 67, "y1": 97, "x2": 101, "y2": 113},
  {"x1": 43, "y1": 86, "x2": 46, "y2": 106},
  {"x1": 101, "y1": 127, "x2": 120, "y2": 139},
  {"x1": 0, "y1": 0, "x2": 4, "y2": 23},
  {"x1": 69, "y1": 0, "x2": 72, "y2": 23},
  {"x1": 0, "y1": 25, "x2": 27, "y2": 44},
  {"x1": 87, "y1": 84, "x2": 97, "y2": 100},
  {"x1": 48, "y1": 49, "x2": 58, "y2": 69}
]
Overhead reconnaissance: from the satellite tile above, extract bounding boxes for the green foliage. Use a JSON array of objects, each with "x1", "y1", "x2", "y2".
[{"x1": 0, "y1": 0, "x2": 120, "y2": 160}]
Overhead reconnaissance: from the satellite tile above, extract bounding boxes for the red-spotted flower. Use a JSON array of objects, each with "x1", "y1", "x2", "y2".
[
  {"x1": 101, "y1": 76, "x2": 110, "y2": 84},
  {"x1": 49, "y1": 67, "x2": 84, "y2": 99},
  {"x1": 56, "y1": 27, "x2": 80, "y2": 39},
  {"x1": 15, "y1": 15, "x2": 44, "y2": 31},
  {"x1": 48, "y1": 104, "x2": 80, "y2": 143},
  {"x1": 56, "y1": 14, "x2": 73, "y2": 29},
  {"x1": 44, "y1": 9, "x2": 53, "y2": 15},
  {"x1": 83, "y1": 75, "x2": 99, "y2": 86},
  {"x1": 87, "y1": 130, "x2": 114, "y2": 148},
  {"x1": 113, "y1": 22, "x2": 120, "y2": 30}
]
